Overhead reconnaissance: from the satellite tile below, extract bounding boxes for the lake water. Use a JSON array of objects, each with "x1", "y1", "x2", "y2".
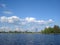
[{"x1": 0, "y1": 33, "x2": 60, "y2": 45}]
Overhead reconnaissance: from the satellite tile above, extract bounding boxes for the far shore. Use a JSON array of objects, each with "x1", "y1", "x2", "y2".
[{"x1": 0, "y1": 32, "x2": 60, "y2": 34}]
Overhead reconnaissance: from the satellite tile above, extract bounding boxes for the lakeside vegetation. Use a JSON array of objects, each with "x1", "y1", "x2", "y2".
[
  {"x1": 41, "y1": 25, "x2": 60, "y2": 34},
  {"x1": 0, "y1": 25, "x2": 60, "y2": 34}
]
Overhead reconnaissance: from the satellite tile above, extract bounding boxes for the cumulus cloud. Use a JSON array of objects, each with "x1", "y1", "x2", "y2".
[
  {"x1": 36, "y1": 20, "x2": 45, "y2": 24},
  {"x1": 25, "y1": 17, "x2": 36, "y2": 22},
  {"x1": 3, "y1": 11, "x2": 13, "y2": 14},
  {"x1": 0, "y1": 16, "x2": 54, "y2": 31},
  {"x1": 37, "y1": 19, "x2": 54, "y2": 25},
  {"x1": 0, "y1": 16, "x2": 54, "y2": 24},
  {"x1": 0, "y1": 16, "x2": 8, "y2": 22},
  {"x1": 0, "y1": 16, "x2": 20, "y2": 23},
  {"x1": 8, "y1": 16, "x2": 20, "y2": 23},
  {"x1": 25, "y1": 17, "x2": 54, "y2": 25}
]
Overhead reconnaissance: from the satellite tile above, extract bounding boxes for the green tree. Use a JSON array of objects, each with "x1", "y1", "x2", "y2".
[
  {"x1": 53, "y1": 25, "x2": 60, "y2": 33},
  {"x1": 40, "y1": 25, "x2": 60, "y2": 34}
]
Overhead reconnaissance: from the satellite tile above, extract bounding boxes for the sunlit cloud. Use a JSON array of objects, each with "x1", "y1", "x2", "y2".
[
  {"x1": 0, "y1": 16, "x2": 54, "y2": 31},
  {"x1": 0, "y1": 16, "x2": 20, "y2": 23},
  {"x1": 25, "y1": 17, "x2": 36, "y2": 22},
  {"x1": 8, "y1": 16, "x2": 20, "y2": 23},
  {"x1": 0, "y1": 16, "x2": 54, "y2": 24},
  {"x1": 0, "y1": 16, "x2": 8, "y2": 22}
]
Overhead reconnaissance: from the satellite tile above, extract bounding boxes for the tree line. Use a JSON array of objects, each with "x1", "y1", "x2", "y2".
[{"x1": 41, "y1": 25, "x2": 60, "y2": 34}]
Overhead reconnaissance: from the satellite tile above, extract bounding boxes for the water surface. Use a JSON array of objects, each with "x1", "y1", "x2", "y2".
[{"x1": 0, "y1": 33, "x2": 60, "y2": 45}]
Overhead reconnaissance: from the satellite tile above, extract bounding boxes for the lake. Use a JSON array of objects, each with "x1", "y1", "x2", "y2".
[{"x1": 0, "y1": 33, "x2": 60, "y2": 45}]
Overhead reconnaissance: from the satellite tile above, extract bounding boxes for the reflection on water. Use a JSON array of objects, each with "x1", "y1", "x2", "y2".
[{"x1": 0, "y1": 33, "x2": 60, "y2": 45}]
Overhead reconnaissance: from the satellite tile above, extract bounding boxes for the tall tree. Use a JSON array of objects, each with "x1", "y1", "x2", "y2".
[{"x1": 53, "y1": 25, "x2": 60, "y2": 33}]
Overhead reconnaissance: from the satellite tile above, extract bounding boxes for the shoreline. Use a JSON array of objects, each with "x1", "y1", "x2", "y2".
[{"x1": 0, "y1": 32, "x2": 60, "y2": 34}]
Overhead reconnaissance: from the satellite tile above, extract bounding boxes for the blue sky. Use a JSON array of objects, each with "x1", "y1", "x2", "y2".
[{"x1": 0, "y1": 0, "x2": 60, "y2": 31}]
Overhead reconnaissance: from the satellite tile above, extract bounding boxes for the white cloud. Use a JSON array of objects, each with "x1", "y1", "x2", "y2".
[
  {"x1": 11, "y1": 16, "x2": 20, "y2": 21},
  {"x1": 25, "y1": 17, "x2": 36, "y2": 22},
  {"x1": 0, "y1": 16, "x2": 8, "y2": 22},
  {"x1": 8, "y1": 16, "x2": 20, "y2": 23},
  {"x1": 20, "y1": 22, "x2": 27, "y2": 25},
  {"x1": 48, "y1": 19, "x2": 53, "y2": 22},
  {"x1": 36, "y1": 20, "x2": 45, "y2": 24},
  {"x1": 37, "y1": 19, "x2": 54, "y2": 25},
  {"x1": 0, "y1": 16, "x2": 53, "y2": 25},
  {"x1": 8, "y1": 17, "x2": 14, "y2": 23},
  {"x1": 25, "y1": 17, "x2": 54, "y2": 25},
  {"x1": 3, "y1": 11, "x2": 13, "y2": 14},
  {"x1": 0, "y1": 16, "x2": 20, "y2": 23},
  {"x1": 0, "y1": 16, "x2": 54, "y2": 31},
  {"x1": 37, "y1": 20, "x2": 45, "y2": 23}
]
